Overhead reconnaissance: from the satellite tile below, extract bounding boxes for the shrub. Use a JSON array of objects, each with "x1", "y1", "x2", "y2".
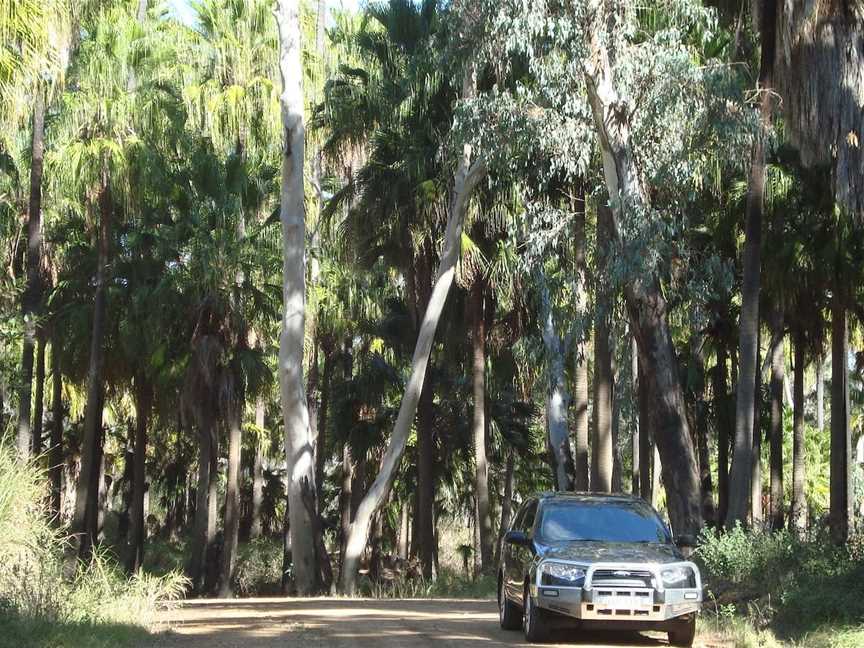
[
  {"x1": 232, "y1": 537, "x2": 284, "y2": 596},
  {"x1": 0, "y1": 444, "x2": 187, "y2": 647}
]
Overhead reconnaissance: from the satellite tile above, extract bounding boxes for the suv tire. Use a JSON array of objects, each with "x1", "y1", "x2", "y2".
[
  {"x1": 522, "y1": 584, "x2": 549, "y2": 643},
  {"x1": 498, "y1": 575, "x2": 522, "y2": 630},
  {"x1": 667, "y1": 615, "x2": 696, "y2": 647}
]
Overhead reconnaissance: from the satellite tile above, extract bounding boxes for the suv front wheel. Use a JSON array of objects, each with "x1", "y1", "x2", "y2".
[
  {"x1": 498, "y1": 575, "x2": 521, "y2": 630},
  {"x1": 522, "y1": 584, "x2": 549, "y2": 643},
  {"x1": 667, "y1": 614, "x2": 696, "y2": 647}
]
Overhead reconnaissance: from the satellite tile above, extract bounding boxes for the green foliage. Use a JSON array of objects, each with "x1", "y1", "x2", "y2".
[
  {"x1": 363, "y1": 567, "x2": 496, "y2": 600},
  {"x1": 232, "y1": 537, "x2": 285, "y2": 596},
  {"x1": 0, "y1": 444, "x2": 186, "y2": 647}
]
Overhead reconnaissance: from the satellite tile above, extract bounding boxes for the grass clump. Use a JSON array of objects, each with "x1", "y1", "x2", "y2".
[{"x1": 0, "y1": 444, "x2": 187, "y2": 648}]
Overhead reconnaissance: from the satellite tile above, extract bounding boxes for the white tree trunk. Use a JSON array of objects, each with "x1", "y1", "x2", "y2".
[
  {"x1": 276, "y1": 0, "x2": 321, "y2": 595},
  {"x1": 339, "y1": 64, "x2": 486, "y2": 595}
]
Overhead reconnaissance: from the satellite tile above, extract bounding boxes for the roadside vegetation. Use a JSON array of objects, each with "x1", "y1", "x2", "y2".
[{"x1": 0, "y1": 444, "x2": 186, "y2": 648}]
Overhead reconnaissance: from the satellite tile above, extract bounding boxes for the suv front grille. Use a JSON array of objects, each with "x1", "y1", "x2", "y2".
[{"x1": 591, "y1": 569, "x2": 654, "y2": 588}]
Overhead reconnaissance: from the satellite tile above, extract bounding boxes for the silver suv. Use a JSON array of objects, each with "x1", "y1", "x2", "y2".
[{"x1": 498, "y1": 493, "x2": 702, "y2": 646}]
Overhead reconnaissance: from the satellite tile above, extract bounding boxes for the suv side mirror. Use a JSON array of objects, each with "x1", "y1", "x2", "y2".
[
  {"x1": 505, "y1": 530, "x2": 529, "y2": 547},
  {"x1": 675, "y1": 534, "x2": 697, "y2": 548}
]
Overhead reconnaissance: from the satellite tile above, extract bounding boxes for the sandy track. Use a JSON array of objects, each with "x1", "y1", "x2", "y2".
[{"x1": 149, "y1": 598, "x2": 721, "y2": 648}]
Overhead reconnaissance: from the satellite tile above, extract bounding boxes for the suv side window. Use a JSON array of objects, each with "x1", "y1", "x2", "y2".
[
  {"x1": 511, "y1": 501, "x2": 528, "y2": 531},
  {"x1": 521, "y1": 500, "x2": 538, "y2": 534}
]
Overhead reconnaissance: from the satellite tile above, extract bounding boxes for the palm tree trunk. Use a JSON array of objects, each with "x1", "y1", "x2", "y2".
[
  {"x1": 830, "y1": 289, "x2": 851, "y2": 544},
  {"x1": 338, "y1": 442, "x2": 353, "y2": 570},
  {"x1": 714, "y1": 342, "x2": 731, "y2": 525},
  {"x1": 17, "y1": 84, "x2": 46, "y2": 459},
  {"x1": 726, "y1": 0, "x2": 776, "y2": 529},
  {"x1": 32, "y1": 336, "x2": 46, "y2": 455},
  {"x1": 494, "y1": 448, "x2": 515, "y2": 566},
  {"x1": 470, "y1": 279, "x2": 493, "y2": 573},
  {"x1": 816, "y1": 353, "x2": 824, "y2": 431},
  {"x1": 339, "y1": 62, "x2": 485, "y2": 594},
  {"x1": 189, "y1": 423, "x2": 217, "y2": 594},
  {"x1": 691, "y1": 329, "x2": 716, "y2": 525},
  {"x1": 769, "y1": 312, "x2": 785, "y2": 530},
  {"x1": 219, "y1": 404, "x2": 243, "y2": 597},
  {"x1": 573, "y1": 191, "x2": 590, "y2": 491},
  {"x1": 417, "y1": 371, "x2": 436, "y2": 579},
  {"x1": 751, "y1": 332, "x2": 763, "y2": 526},
  {"x1": 791, "y1": 330, "x2": 807, "y2": 535},
  {"x1": 584, "y1": 25, "x2": 702, "y2": 536},
  {"x1": 49, "y1": 333, "x2": 63, "y2": 517},
  {"x1": 276, "y1": 0, "x2": 326, "y2": 595},
  {"x1": 591, "y1": 206, "x2": 613, "y2": 493},
  {"x1": 73, "y1": 168, "x2": 112, "y2": 559},
  {"x1": 127, "y1": 377, "x2": 151, "y2": 573},
  {"x1": 250, "y1": 398, "x2": 266, "y2": 540}
]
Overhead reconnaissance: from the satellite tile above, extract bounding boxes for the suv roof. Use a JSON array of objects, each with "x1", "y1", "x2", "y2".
[{"x1": 534, "y1": 492, "x2": 647, "y2": 504}]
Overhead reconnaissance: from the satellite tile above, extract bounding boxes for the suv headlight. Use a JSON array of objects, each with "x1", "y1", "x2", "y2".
[
  {"x1": 660, "y1": 565, "x2": 697, "y2": 589},
  {"x1": 539, "y1": 561, "x2": 586, "y2": 587}
]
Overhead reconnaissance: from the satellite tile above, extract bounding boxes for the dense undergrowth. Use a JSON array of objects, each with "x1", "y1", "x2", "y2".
[
  {"x1": 0, "y1": 445, "x2": 187, "y2": 648},
  {"x1": 696, "y1": 525, "x2": 864, "y2": 647}
]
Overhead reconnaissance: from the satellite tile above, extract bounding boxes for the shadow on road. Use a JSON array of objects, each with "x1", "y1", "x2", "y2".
[{"x1": 151, "y1": 598, "x2": 670, "y2": 648}]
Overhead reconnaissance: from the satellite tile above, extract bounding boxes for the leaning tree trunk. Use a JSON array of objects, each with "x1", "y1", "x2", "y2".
[
  {"x1": 339, "y1": 63, "x2": 486, "y2": 595},
  {"x1": 791, "y1": 330, "x2": 807, "y2": 535},
  {"x1": 830, "y1": 288, "x2": 851, "y2": 544},
  {"x1": 276, "y1": 0, "x2": 328, "y2": 596},
  {"x1": 583, "y1": 19, "x2": 702, "y2": 536},
  {"x1": 470, "y1": 279, "x2": 493, "y2": 573},
  {"x1": 17, "y1": 84, "x2": 46, "y2": 459},
  {"x1": 219, "y1": 403, "x2": 243, "y2": 597},
  {"x1": 726, "y1": 0, "x2": 777, "y2": 529},
  {"x1": 250, "y1": 398, "x2": 266, "y2": 540},
  {"x1": 591, "y1": 205, "x2": 614, "y2": 493},
  {"x1": 73, "y1": 168, "x2": 112, "y2": 559},
  {"x1": 126, "y1": 377, "x2": 152, "y2": 573},
  {"x1": 573, "y1": 190, "x2": 590, "y2": 491},
  {"x1": 49, "y1": 333, "x2": 63, "y2": 517},
  {"x1": 769, "y1": 312, "x2": 785, "y2": 530}
]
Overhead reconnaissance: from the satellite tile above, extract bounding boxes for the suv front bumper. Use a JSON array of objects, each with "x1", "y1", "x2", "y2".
[{"x1": 531, "y1": 561, "x2": 702, "y2": 622}]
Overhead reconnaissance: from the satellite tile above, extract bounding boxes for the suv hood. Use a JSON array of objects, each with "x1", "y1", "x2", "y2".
[{"x1": 540, "y1": 541, "x2": 682, "y2": 565}]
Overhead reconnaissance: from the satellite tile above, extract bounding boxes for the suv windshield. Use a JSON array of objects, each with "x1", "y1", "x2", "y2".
[{"x1": 538, "y1": 500, "x2": 670, "y2": 544}]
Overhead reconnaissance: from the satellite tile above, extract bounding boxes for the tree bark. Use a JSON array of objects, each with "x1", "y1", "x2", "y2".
[
  {"x1": 631, "y1": 337, "x2": 640, "y2": 495},
  {"x1": 583, "y1": 34, "x2": 702, "y2": 535},
  {"x1": 494, "y1": 448, "x2": 515, "y2": 566},
  {"x1": 49, "y1": 334, "x2": 63, "y2": 517},
  {"x1": 573, "y1": 192, "x2": 590, "y2": 491},
  {"x1": 691, "y1": 325, "x2": 716, "y2": 525},
  {"x1": 250, "y1": 398, "x2": 266, "y2": 540},
  {"x1": 470, "y1": 280, "x2": 493, "y2": 573},
  {"x1": 791, "y1": 331, "x2": 807, "y2": 535},
  {"x1": 17, "y1": 84, "x2": 46, "y2": 459},
  {"x1": 276, "y1": 0, "x2": 326, "y2": 595},
  {"x1": 219, "y1": 403, "x2": 243, "y2": 596},
  {"x1": 769, "y1": 312, "x2": 784, "y2": 530},
  {"x1": 591, "y1": 205, "x2": 613, "y2": 493},
  {"x1": 816, "y1": 353, "x2": 824, "y2": 431},
  {"x1": 126, "y1": 377, "x2": 151, "y2": 573},
  {"x1": 830, "y1": 289, "x2": 850, "y2": 544},
  {"x1": 637, "y1": 357, "x2": 653, "y2": 502},
  {"x1": 32, "y1": 336, "x2": 46, "y2": 455},
  {"x1": 73, "y1": 168, "x2": 112, "y2": 559},
  {"x1": 713, "y1": 342, "x2": 731, "y2": 525},
  {"x1": 339, "y1": 63, "x2": 485, "y2": 595},
  {"x1": 726, "y1": 0, "x2": 777, "y2": 529},
  {"x1": 189, "y1": 422, "x2": 218, "y2": 594},
  {"x1": 751, "y1": 333, "x2": 763, "y2": 526}
]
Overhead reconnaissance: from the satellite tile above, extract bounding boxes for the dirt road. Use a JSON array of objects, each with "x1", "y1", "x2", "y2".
[{"x1": 151, "y1": 598, "x2": 720, "y2": 648}]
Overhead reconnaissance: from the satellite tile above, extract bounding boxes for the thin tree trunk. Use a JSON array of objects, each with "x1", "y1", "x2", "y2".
[
  {"x1": 591, "y1": 206, "x2": 613, "y2": 492},
  {"x1": 816, "y1": 353, "x2": 824, "y2": 431},
  {"x1": 250, "y1": 399, "x2": 266, "y2": 540},
  {"x1": 638, "y1": 357, "x2": 653, "y2": 502},
  {"x1": 691, "y1": 326, "x2": 716, "y2": 525},
  {"x1": 73, "y1": 168, "x2": 112, "y2": 559},
  {"x1": 494, "y1": 448, "x2": 515, "y2": 566},
  {"x1": 339, "y1": 442, "x2": 353, "y2": 570},
  {"x1": 127, "y1": 377, "x2": 151, "y2": 573},
  {"x1": 276, "y1": 0, "x2": 327, "y2": 595},
  {"x1": 769, "y1": 311, "x2": 784, "y2": 530},
  {"x1": 339, "y1": 63, "x2": 485, "y2": 595},
  {"x1": 830, "y1": 289, "x2": 851, "y2": 544},
  {"x1": 32, "y1": 336, "x2": 46, "y2": 455},
  {"x1": 470, "y1": 280, "x2": 493, "y2": 573},
  {"x1": 219, "y1": 403, "x2": 243, "y2": 597},
  {"x1": 17, "y1": 84, "x2": 46, "y2": 459},
  {"x1": 751, "y1": 332, "x2": 763, "y2": 526},
  {"x1": 631, "y1": 337, "x2": 640, "y2": 495},
  {"x1": 316, "y1": 346, "x2": 333, "y2": 502},
  {"x1": 714, "y1": 342, "x2": 731, "y2": 525},
  {"x1": 398, "y1": 503, "x2": 409, "y2": 560},
  {"x1": 189, "y1": 424, "x2": 217, "y2": 594},
  {"x1": 584, "y1": 20, "x2": 702, "y2": 536},
  {"x1": 726, "y1": 0, "x2": 777, "y2": 529},
  {"x1": 791, "y1": 330, "x2": 807, "y2": 535},
  {"x1": 49, "y1": 333, "x2": 63, "y2": 517},
  {"x1": 573, "y1": 191, "x2": 590, "y2": 491}
]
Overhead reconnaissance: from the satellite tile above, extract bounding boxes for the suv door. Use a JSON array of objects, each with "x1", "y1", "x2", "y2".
[
  {"x1": 514, "y1": 499, "x2": 538, "y2": 605},
  {"x1": 503, "y1": 498, "x2": 537, "y2": 603}
]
